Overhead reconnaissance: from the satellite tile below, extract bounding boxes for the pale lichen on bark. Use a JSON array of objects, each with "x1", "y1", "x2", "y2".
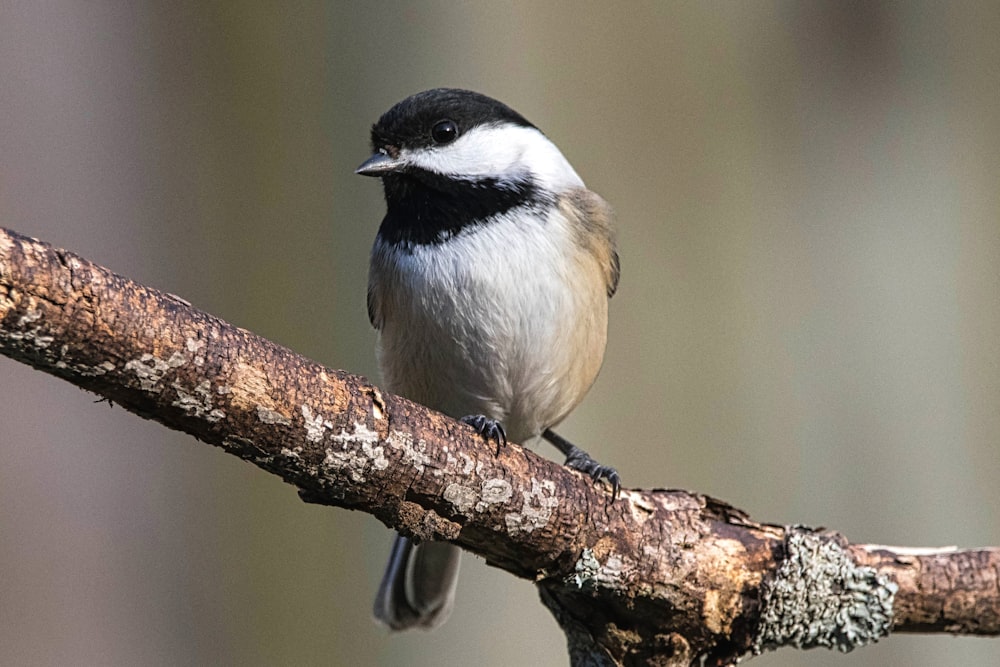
[{"x1": 754, "y1": 529, "x2": 897, "y2": 655}]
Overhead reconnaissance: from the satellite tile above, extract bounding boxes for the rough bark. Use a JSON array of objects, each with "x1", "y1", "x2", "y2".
[{"x1": 1, "y1": 226, "x2": 997, "y2": 665}]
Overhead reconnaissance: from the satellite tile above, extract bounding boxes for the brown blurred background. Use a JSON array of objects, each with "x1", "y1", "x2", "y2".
[{"x1": 1, "y1": 2, "x2": 998, "y2": 665}]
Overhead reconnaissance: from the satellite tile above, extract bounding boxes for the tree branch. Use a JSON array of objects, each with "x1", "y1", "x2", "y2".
[{"x1": 1, "y1": 226, "x2": 997, "y2": 665}]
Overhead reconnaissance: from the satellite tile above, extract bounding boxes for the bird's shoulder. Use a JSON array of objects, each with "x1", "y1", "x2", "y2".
[{"x1": 557, "y1": 187, "x2": 620, "y2": 298}]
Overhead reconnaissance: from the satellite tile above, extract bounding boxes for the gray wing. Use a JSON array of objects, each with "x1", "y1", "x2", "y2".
[
  {"x1": 559, "y1": 188, "x2": 620, "y2": 298},
  {"x1": 367, "y1": 280, "x2": 381, "y2": 329},
  {"x1": 367, "y1": 241, "x2": 388, "y2": 330}
]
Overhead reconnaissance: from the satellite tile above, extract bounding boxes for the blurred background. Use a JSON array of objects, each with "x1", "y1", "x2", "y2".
[{"x1": 1, "y1": 2, "x2": 998, "y2": 665}]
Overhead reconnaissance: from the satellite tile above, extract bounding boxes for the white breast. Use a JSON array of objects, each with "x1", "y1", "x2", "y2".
[{"x1": 371, "y1": 207, "x2": 608, "y2": 444}]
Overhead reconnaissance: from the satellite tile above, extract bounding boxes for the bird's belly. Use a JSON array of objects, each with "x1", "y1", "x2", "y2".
[{"x1": 373, "y1": 219, "x2": 607, "y2": 443}]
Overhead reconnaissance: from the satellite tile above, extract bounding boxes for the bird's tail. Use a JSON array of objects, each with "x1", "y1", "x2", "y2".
[{"x1": 373, "y1": 534, "x2": 461, "y2": 630}]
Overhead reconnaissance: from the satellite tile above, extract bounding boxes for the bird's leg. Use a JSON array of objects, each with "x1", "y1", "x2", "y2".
[
  {"x1": 542, "y1": 429, "x2": 621, "y2": 501},
  {"x1": 460, "y1": 415, "x2": 507, "y2": 454}
]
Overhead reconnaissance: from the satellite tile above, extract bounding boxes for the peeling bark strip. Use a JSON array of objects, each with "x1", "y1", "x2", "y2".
[{"x1": 1, "y1": 226, "x2": 999, "y2": 665}]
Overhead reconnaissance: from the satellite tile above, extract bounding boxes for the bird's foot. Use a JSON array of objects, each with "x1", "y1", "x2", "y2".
[
  {"x1": 460, "y1": 414, "x2": 507, "y2": 454},
  {"x1": 564, "y1": 448, "x2": 621, "y2": 501},
  {"x1": 542, "y1": 429, "x2": 621, "y2": 501}
]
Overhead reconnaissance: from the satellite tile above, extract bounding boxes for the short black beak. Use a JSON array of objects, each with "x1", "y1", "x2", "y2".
[{"x1": 355, "y1": 151, "x2": 406, "y2": 177}]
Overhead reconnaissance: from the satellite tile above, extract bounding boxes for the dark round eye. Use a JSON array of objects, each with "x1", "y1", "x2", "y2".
[{"x1": 431, "y1": 119, "x2": 458, "y2": 145}]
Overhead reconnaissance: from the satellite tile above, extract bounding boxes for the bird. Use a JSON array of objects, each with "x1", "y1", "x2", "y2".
[{"x1": 357, "y1": 88, "x2": 621, "y2": 631}]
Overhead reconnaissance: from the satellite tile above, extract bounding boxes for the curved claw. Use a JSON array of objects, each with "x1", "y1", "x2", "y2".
[
  {"x1": 542, "y1": 429, "x2": 622, "y2": 502},
  {"x1": 564, "y1": 450, "x2": 621, "y2": 502},
  {"x1": 460, "y1": 414, "x2": 507, "y2": 454}
]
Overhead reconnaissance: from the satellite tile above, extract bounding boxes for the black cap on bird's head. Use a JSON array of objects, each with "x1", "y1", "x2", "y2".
[
  {"x1": 356, "y1": 88, "x2": 580, "y2": 245},
  {"x1": 356, "y1": 88, "x2": 536, "y2": 177}
]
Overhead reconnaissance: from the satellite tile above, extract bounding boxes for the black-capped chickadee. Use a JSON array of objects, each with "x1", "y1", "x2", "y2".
[{"x1": 357, "y1": 88, "x2": 621, "y2": 631}]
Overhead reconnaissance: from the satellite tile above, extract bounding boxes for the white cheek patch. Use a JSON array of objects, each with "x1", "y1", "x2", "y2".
[{"x1": 403, "y1": 124, "x2": 585, "y2": 192}]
